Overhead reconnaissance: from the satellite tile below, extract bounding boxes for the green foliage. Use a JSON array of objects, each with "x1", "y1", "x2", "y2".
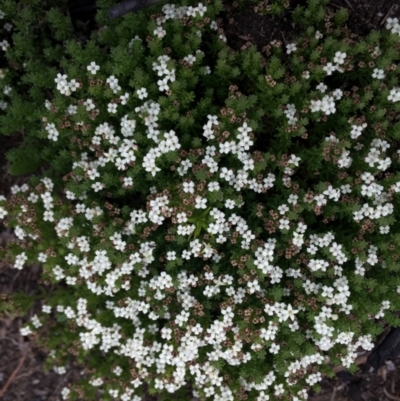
[{"x1": 1, "y1": 0, "x2": 400, "y2": 401}]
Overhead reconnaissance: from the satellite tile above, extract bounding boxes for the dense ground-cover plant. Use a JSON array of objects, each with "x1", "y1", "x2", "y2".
[{"x1": 1, "y1": 0, "x2": 400, "y2": 400}]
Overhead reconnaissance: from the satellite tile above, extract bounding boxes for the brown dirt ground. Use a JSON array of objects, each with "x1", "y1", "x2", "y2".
[{"x1": 1, "y1": 0, "x2": 400, "y2": 400}]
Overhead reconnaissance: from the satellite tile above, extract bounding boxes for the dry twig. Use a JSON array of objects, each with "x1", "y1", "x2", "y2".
[
  {"x1": 380, "y1": 4, "x2": 395, "y2": 26},
  {"x1": 384, "y1": 386, "x2": 400, "y2": 401},
  {"x1": 0, "y1": 347, "x2": 29, "y2": 398}
]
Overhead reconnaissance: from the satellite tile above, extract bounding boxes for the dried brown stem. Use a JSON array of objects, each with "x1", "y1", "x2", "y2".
[{"x1": 0, "y1": 348, "x2": 29, "y2": 398}]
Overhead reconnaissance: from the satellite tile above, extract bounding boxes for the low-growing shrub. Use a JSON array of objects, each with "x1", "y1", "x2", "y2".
[{"x1": 1, "y1": 0, "x2": 400, "y2": 400}]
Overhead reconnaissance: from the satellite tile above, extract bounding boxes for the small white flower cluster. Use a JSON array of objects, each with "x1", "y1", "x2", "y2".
[
  {"x1": 202, "y1": 114, "x2": 218, "y2": 141},
  {"x1": 53, "y1": 366, "x2": 67, "y2": 375},
  {"x1": 260, "y1": 321, "x2": 279, "y2": 342},
  {"x1": 61, "y1": 387, "x2": 70, "y2": 400},
  {"x1": 54, "y1": 73, "x2": 80, "y2": 96},
  {"x1": 5, "y1": 2, "x2": 400, "y2": 400},
  {"x1": 186, "y1": 3, "x2": 207, "y2": 18},
  {"x1": 40, "y1": 188, "x2": 54, "y2": 222},
  {"x1": 14, "y1": 252, "x2": 27, "y2": 270},
  {"x1": 90, "y1": 377, "x2": 104, "y2": 387},
  {"x1": 339, "y1": 334, "x2": 374, "y2": 368},
  {"x1": 31, "y1": 314, "x2": 42, "y2": 328},
  {"x1": 310, "y1": 94, "x2": 336, "y2": 115},
  {"x1": 385, "y1": 17, "x2": 400, "y2": 35},
  {"x1": 42, "y1": 304, "x2": 51, "y2": 313},
  {"x1": 284, "y1": 104, "x2": 298, "y2": 125},
  {"x1": 45, "y1": 122, "x2": 59, "y2": 141},
  {"x1": 11, "y1": 183, "x2": 31, "y2": 195},
  {"x1": 375, "y1": 300, "x2": 391, "y2": 319},
  {"x1": 152, "y1": 54, "x2": 176, "y2": 92},
  {"x1": 364, "y1": 138, "x2": 392, "y2": 170},
  {"x1": 322, "y1": 51, "x2": 347, "y2": 76},
  {"x1": 20, "y1": 325, "x2": 33, "y2": 336},
  {"x1": 350, "y1": 122, "x2": 367, "y2": 139},
  {"x1": 55, "y1": 217, "x2": 73, "y2": 237},
  {"x1": 106, "y1": 75, "x2": 121, "y2": 94},
  {"x1": 264, "y1": 302, "x2": 299, "y2": 322},
  {"x1": 254, "y1": 239, "x2": 276, "y2": 275},
  {"x1": 141, "y1": 126, "x2": 181, "y2": 176}
]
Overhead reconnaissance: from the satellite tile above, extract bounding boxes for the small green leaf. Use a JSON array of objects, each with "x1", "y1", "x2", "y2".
[
  {"x1": 8, "y1": 157, "x2": 42, "y2": 176},
  {"x1": 56, "y1": 313, "x2": 68, "y2": 323}
]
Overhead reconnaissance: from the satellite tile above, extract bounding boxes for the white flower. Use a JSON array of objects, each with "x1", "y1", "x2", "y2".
[
  {"x1": 315, "y1": 30, "x2": 323, "y2": 40},
  {"x1": 278, "y1": 204, "x2": 289, "y2": 215},
  {"x1": 207, "y1": 115, "x2": 219, "y2": 126},
  {"x1": 350, "y1": 124, "x2": 365, "y2": 139},
  {"x1": 61, "y1": 387, "x2": 71, "y2": 400},
  {"x1": 146, "y1": 165, "x2": 161, "y2": 177},
  {"x1": 279, "y1": 218, "x2": 290, "y2": 230},
  {"x1": 257, "y1": 391, "x2": 269, "y2": 401},
  {"x1": 247, "y1": 279, "x2": 260, "y2": 294},
  {"x1": 45, "y1": 123, "x2": 59, "y2": 141},
  {"x1": 87, "y1": 61, "x2": 100, "y2": 74},
  {"x1": 323, "y1": 62, "x2": 336, "y2": 75},
  {"x1": 286, "y1": 43, "x2": 297, "y2": 54},
  {"x1": 107, "y1": 103, "x2": 117, "y2": 113},
  {"x1": 195, "y1": 196, "x2": 207, "y2": 209},
  {"x1": 0, "y1": 206, "x2": 7, "y2": 219},
  {"x1": 225, "y1": 199, "x2": 235, "y2": 209},
  {"x1": 92, "y1": 182, "x2": 104, "y2": 192},
  {"x1": 120, "y1": 92, "x2": 130, "y2": 105},
  {"x1": 183, "y1": 181, "x2": 195, "y2": 193},
  {"x1": 83, "y1": 98, "x2": 95, "y2": 111},
  {"x1": 269, "y1": 343, "x2": 280, "y2": 354},
  {"x1": 316, "y1": 82, "x2": 328, "y2": 93},
  {"x1": 208, "y1": 181, "x2": 220, "y2": 192},
  {"x1": 288, "y1": 194, "x2": 298, "y2": 205},
  {"x1": 196, "y1": 3, "x2": 207, "y2": 17},
  {"x1": 0, "y1": 39, "x2": 10, "y2": 51},
  {"x1": 274, "y1": 384, "x2": 285, "y2": 396},
  {"x1": 3, "y1": 85, "x2": 11, "y2": 95},
  {"x1": 332, "y1": 89, "x2": 343, "y2": 100},
  {"x1": 333, "y1": 51, "x2": 346, "y2": 65},
  {"x1": 137, "y1": 88, "x2": 148, "y2": 99},
  {"x1": 280, "y1": 304, "x2": 299, "y2": 322},
  {"x1": 183, "y1": 54, "x2": 196, "y2": 66},
  {"x1": 67, "y1": 104, "x2": 77, "y2": 115},
  {"x1": 238, "y1": 121, "x2": 252, "y2": 135},
  {"x1": 372, "y1": 68, "x2": 385, "y2": 79},
  {"x1": 379, "y1": 225, "x2": 390, "y2": 234},
  {"x1": 68, "y1": 79, "x2": 80, "y2": 92},
  {"x1": 154, "y1": 26, "x2": 166, "y2": 38},
  {"x1": 386, "y1": 17, "x2": 399, "y2": 30},
  {"x1": 157, "y1": 78, "x2": 169, "y2": 91},
  {"x1": 388, "y1": 87, "x2": 400, "y2": 102},
  {"x1": 288, "y1": 154, "x2": 301, "y2": 167}
]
